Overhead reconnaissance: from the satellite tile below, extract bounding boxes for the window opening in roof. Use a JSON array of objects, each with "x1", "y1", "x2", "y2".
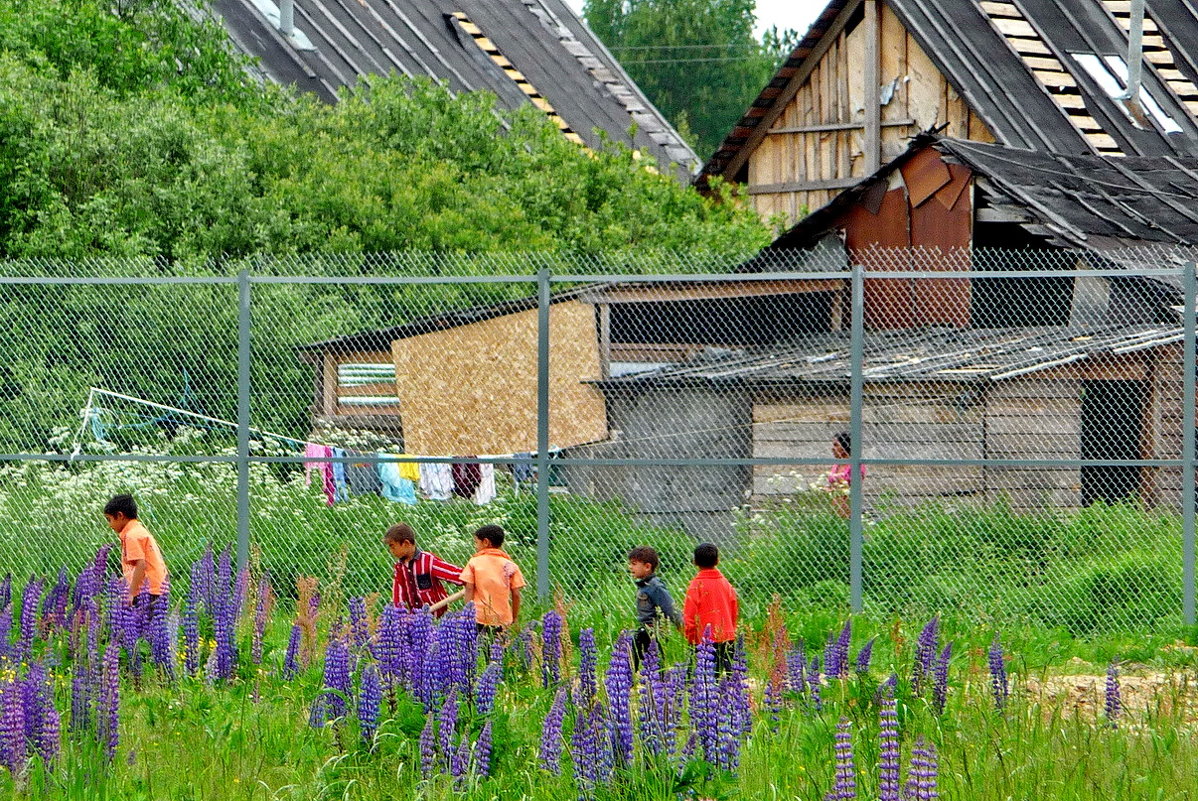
[{"x1": 1070, "y1": 52, "x2": 1182, "y2": 134}]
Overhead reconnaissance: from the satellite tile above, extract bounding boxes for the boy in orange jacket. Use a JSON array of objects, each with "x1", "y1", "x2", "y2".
[{"x1": 682, "y1": 542, "x2": 739, "y2": 674}]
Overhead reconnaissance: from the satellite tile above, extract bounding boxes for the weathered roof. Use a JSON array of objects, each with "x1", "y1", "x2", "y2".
[
  {"x1": 597, "y1": 323, "x2": 1184, "y2": 388},
  {"x1": 701, "y1": 0, "x2": 1198, "y2": 183},
  {"x1": 770, "y1": 134, "x2": 1198, "y2": 252},
  {"x1": 210, "y1": 0, "x2": 698, "y2": 175}
]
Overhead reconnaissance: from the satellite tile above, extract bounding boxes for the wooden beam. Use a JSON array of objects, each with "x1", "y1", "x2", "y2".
[
  {"x1": 767, "y1": 118, "x2": 916, "y2": 135},
  {"x1": 598, "y1": 303, "x2": 611, "y2": 380},
  {"x1": 747, "y1": 177, "x2": 862, "y2": 194},
  {"x1": 976, "y1": 206, "x2": 1033, "y2": 223},
  {"x1": 864, "y1": 0, "x2": 882, "y2": 173},
  {"x1": 720, "y1": 0, "x2": 864, "y2": 182},
  {"x1": 592, "y1": 279, "x2": 847, "y2": 304}
]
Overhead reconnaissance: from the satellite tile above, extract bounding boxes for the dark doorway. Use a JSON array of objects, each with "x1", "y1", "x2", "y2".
[{"x1": 1080, "y1": 380, "x2": 1144, "y2": 506}]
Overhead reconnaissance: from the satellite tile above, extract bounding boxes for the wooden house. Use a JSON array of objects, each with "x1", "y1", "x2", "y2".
[
  {"x1": 699, "y1": 0, "x2": 1198, "y2": 224},
  {"x1": 208, "y1": 0, "x2": 697, "y2": 176}
]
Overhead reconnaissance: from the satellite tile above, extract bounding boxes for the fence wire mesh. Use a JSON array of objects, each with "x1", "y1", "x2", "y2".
[{"x1": 3, "y1": 249, "x2": 1194, "y2": 636}]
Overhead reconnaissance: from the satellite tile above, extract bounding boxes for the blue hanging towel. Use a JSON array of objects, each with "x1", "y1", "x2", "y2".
[
  {"x1": 331, "y1": 448, "x2": 350, "y2": 502},
  {"x1": 378, "y1": 455, "x2": 417, "y2": 505}
]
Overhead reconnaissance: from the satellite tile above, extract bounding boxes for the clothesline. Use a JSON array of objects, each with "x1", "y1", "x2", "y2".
[{"x1": 78, "y1": 387, "x2": 555, "y2": 462}]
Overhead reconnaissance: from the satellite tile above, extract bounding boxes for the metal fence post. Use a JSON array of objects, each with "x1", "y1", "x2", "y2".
[
  {"x1": 849, "y1": 265, "x2": 865, "y2": 613},
  {"x1": 536, "y1": 267, "x2": 551, "y2": 600},
  {"x1": 1182, "y1": 262, "x2": 1197, "y2": 626},
  {"x1": 236, "y1": 269, "x2": 251, "y2": 570}
]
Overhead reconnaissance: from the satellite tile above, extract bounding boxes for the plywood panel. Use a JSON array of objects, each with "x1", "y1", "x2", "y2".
[{"x1": 391, "y1": 301, "x2": 607, "y2": 455}]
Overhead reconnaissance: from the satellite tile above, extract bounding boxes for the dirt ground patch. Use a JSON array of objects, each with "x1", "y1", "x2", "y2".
[{"x1": 1023, "y1": 657, "x2": 1198, "y2": 723}]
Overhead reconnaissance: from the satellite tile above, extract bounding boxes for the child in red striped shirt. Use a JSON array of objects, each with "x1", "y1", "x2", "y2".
[{"x1": 384, "y1": 523, "x2": 464, "y2": 617}]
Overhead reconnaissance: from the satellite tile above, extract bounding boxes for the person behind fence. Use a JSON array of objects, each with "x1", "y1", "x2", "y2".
[
  {"x1": 460, "y1": 524, "x2": 525, "y2": 634},
  {"x1": 826, "y1": 431, "x2": 865, "y2": 519},
  {"x1": 628, "y1": 546, "x2": 681, "y2": 668},
  {"x1": 384, "y1": 522, "x2": 464, "y2": 617},
  {"x1": 103, "y1": 493, "x2": 168, "y2": 610},
  {"x1": 682, "y1": 542, "x2": 738, "y2": 674}
]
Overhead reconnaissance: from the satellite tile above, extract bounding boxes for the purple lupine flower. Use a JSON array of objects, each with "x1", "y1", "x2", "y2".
[
  {"x1": 0, "y1": 680, "x2": 25, "y2": 775},
  {"x1": 715, "y1": 675, "x2": 741, "y2": 771},
  {"x1": 605, "y1": 631, "x2": 635, "y2": 765},
  {"x1": 69, "y1": 672, "x2": 91, "y2": 739},
  {"x1": 149, "y1": 579, "x2": 174, "y2": 679},
  {"x1": 0, "y1": 604, "x2": 12, "y2": 663},
  {"x1": 359, "y1": 664, "x2": 382, "y2": 746},
  {"x1": 825, "y1": 619, "x2": 852, "y2": 679},
  {"x1": 190, "y1": 545, "x2": 214, "y2": 614},
  {"x1": 437, "y1": 689, "x2": 459, "y2": 768},
  {"x1": 98, "y1": 641, "x2": 120, "y2": 761},
  {"x1": 311, "y1": 636, "x2": 352, "y2": 727},
  {"x1": 210, "y1": 549, "x2": 240, "y2": 682},
  {"x1": 787, "y1": 646, "x2": 807, "y2": 698},
  {"x1": 0, "y1": 575, "x2": 10, "y2": 613},
  {"x1": 902, "y1": 737, "x2": 939, "y2": 801},
  {"x1": 282, "y1": 624, "x2": 302, "y2": 680},
  {"x1": 878, "y1": 688, "x2": 900, "y2": 801},
  {"x1": 451, "y1": 735, "x2": 471, "y2": 780},
  {"x1": 23, "y1": 663, "x2": 59, "y2": 766},
  {"x1": 572, "y1": 698, "x2": 612, "y2": 791},
  {"x1": 539, "y1": 686, "x2": 567, "y2": 774},
  {"x1": 375, "y1": 605, "x2": 403, "y2": 682},
  {"x1": 15, "y1": 577, "x2": 42, "y2": 663},
  {"x1": 577, "y1": 628, "x2": 597, "y2": 707},
  {"x1": 1105, "y1": 661, "x2": 1122, "y2": 727},
  {"x1": 638, "y1": 641, "x2": 663, "y2": 753},
  {"x1": 988, "y1": 636, "x2": 1008, "y2": 711},
  {"x1": 730, "y1": 638, "x2": 751, "y2": 737},
  {"x1": 932, "y1": 644, "x2": 952, "y2": 716},
  {"x1": 40, "y1": 568, "x2": 71, "y2": 634},
  {"x1": 348, "y1": 597, "x2": 369, "y2": 654},
  {"x1": 691, "y1": 632, "x2": 720, "y2": 764},
  {"x1": 855, "y1": 638, "x2": 875, "y2": 676},
  {"x1": 252, "y1": 575, "x2": 273, "y2": 665},
  {"x1": 516, "y1": 621, "x2": 535, "y2": 671},
  {"x1": 541, "y1": 611, "x2": 563, "y2": 688},
  {"x1": 418, "y1": 714, "x2": 436, "y2": 779},
  {"x1": 474, "y1": 720, "x2": 492, "y2": 778},
  {"x1": 182, "y1": 598, "x2": 200, "y2": 678},
  {"x1": 476, "y1": 661, "x2": 502, "y2": 716},
  {"x1": 807, "y1": 655, "x2": 823, "y2": 712},
  {"x1": 824, "y1": 717, "x2": 856, "y2": 800},
  {"x1": 659, "y1": 664, "x2": 687, "y2": 757},
  {"x1": 912, "y1": 616, "x2": 940, "y2": 697}
]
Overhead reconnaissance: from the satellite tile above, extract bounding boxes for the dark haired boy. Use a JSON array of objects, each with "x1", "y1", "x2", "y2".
[
  {"x1": 682, "y1": 542, "x2": 739, "y2": 674},
  {"x1": 383, "y1": 522, "x2": 464, "y2": 617},
  {"x1": 628, "y1": 546, "x2": 681, "y2": 668},
  {"x1": 103, "y1": 494, "x2": 168, "y2": 606},
  {"x1": 460, "y1": 524, "x2": 525, "y2": 631}
]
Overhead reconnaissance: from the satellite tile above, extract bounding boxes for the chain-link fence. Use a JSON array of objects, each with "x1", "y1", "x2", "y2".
[{"x1": 2, "y1": 250, "x2": 1194, "y2": 635}]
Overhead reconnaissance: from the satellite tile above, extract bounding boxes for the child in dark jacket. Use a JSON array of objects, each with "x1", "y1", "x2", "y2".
[{"x1": 628, "y1": 546, "x2": 682, "y2": 668}]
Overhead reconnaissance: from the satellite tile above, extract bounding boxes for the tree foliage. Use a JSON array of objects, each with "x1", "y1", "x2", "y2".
[
  {"x1": 0, "y1": 0, "x2": 772, "y2": 447},
  {"x1": 583, "y1": 0, "x2": 798, "y2": 160}
]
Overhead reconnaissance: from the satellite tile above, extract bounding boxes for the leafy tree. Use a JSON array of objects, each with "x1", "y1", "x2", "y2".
[{"x1": 584, "y1": 0, "x2": 797, "y2": 160}]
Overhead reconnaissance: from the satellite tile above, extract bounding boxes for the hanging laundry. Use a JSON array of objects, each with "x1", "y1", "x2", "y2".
[
  {"x1": 452, "y1": 460, "x2": 482, "y2": 499},
  {"x1": 513, "y1": 452, "x2": 534, "y2": 483},
  {"x1": 303, "y1": 443, "x2": 326, "y2": 487},
  {"x1": 419, "y1": 463, "x2": 453, "y2": 501},
  {"x1": 346, "y1": 451, "x2": 382, "y2": 496},
  {"x1": 331, "y1": 448, "x2": 350, "y2": 503},
  {"x1": 398, "y1": 455, "x2": 421, "y2": 483},
  {"x1": 303, "y1": 444, "x2": 336, "y2": 506},
  {"x1": 473, "y1": 464, "x2": 497, "y2": 505},
  {"x1": 378, "y1": 456, "x2": 417, "y2": 505}
]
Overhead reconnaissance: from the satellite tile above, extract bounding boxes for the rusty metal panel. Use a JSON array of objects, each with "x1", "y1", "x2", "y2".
[
  {"x1": 910, "y1": 161, "x2": 973, "y2": 327},
  {"x1": 900, "y1": 146, "x2": 953, "y2": 207},
  {"x1": 842, "y1": 187, "x2": 916, "y2": 330}
]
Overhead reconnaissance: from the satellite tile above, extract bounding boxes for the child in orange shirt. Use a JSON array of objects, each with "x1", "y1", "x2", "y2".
[
  {"x1": 682, "y1": 542, "x2": 738, "y2": 674},
  {"x1": 103, "y1": 494, "x2": 169, "y2": 609},
  {"x1": 460, "y1": 524, "x2": 525, "y2": 632}
]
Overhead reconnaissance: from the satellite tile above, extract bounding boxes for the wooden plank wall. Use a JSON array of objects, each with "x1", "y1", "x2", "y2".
[
  {"x1": 983, "y1": 379, "x2": 1081, "y2": 509},
  {"x1": 747, "y1": 4, "x2": 995, "y2": 226},
  {"x1": 1144, "y1": 344, "x2": 1184, "y2": 507},
  {"x1": 752, "y1": 384, "x2": 984, "y2": 507}
]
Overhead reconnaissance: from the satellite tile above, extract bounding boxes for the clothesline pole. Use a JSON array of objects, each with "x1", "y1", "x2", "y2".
[{"x1": 535, "y1": 267, "x2": 552, "y2": 601}]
